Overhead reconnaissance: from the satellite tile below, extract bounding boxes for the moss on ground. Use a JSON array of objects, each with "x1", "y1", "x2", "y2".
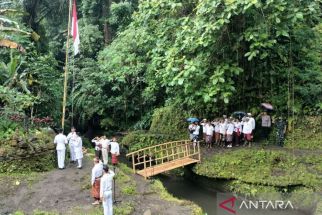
[{"x1": 194, "y1": 149, "x2": 322, "y2": 193}]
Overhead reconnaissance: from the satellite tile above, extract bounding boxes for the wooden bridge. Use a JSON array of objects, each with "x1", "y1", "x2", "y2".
[{"x1": 126, "y1": 140, "x2": 201, "y2": 179}]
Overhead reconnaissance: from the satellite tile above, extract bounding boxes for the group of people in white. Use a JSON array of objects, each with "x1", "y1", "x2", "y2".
[
  {"x1": 189, "y1": 113, "x2": 257, "y2": 148},
  {"x1": 90, "y1": 135, "x2": 120, "y2": 215},
  {"x1": 54, "y1": 127, "x2": 120, "y2": 215},
  {"x1": 54, "y1": 127, "x2": 83, "y2": 169}
]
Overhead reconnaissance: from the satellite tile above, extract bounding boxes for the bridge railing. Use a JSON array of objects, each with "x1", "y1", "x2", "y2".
[{"x1": 126, "y1": 140, "x2": 201, "y2": 174}]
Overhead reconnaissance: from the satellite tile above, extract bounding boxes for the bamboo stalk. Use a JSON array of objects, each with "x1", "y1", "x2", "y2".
[{"x1": 61, "y1": 0, "x2": 72, "y2": 130}]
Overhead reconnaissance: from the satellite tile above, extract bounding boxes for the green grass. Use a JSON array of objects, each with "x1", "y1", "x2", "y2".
[
  {"x1": 194, "y1": 149, "x2": 322, "y2": 192},
  {"x1": 114, "y1": 202, "x2": 135, "y2": 215},
  {"x1": 121, "y1": 183, "x2": 137, "y2": 195},
  {"x1": 285, "y1": 116, "x2": 322, "y2": 150},
  {"x1": 14, "y1": 210, "x2": 59, "y2": 215},
  {"x1": 285, "y1": 128, "x2": 322, "y2": 150}
]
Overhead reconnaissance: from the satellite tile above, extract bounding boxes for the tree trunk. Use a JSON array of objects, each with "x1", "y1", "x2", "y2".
[{"x1": 102, "y1": 0, "x2": 112, "y2": 44}]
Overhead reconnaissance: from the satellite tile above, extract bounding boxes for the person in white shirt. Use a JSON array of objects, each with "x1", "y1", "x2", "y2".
[
  {"x1": 204, "y1": 121, "x2": 214, "y2": 148},
  {"x1": 219, "y1": 119, "x2": 227, "y2": 147},
  {"x1": 110, "y1": 137, "x2": 120, "y2": 166},
  {"x1": 67, "y1": 127, "x2": 77, "y2": 163},
  {"x1": 74, "y1": 133, "x2": 83, "y2": 168},
  {"x1": 242, "y1": 118, "x2": 253, "y2": 146},
  {"x1": 100, "y1": 165, "x2": 115, "y2": 215},
  {"x1": 226, "y1": 120, "x2": 234, "y2": 148},
  {"x1": 247, "y1": 113, "x2": 256, "y2": 131},
  {"x1": 233, "y1": 119, "x2": 242, "y2": 146},
  {"x1": 92, "y1": 136, "x2": 102, "y2": 161},
  {"x1": 214, "y1": 119, "x2": 220, "y2": 146},
  {"x1": 188, "y1": 123, "x2": 196, "y2": 141},
  {"x1": 91, "y1": 157, "x2": 103, "y2": 205},
  {"x1": 101, "y1": 136, "x2": 110, "y2": 165},
  {"x1": 54, "y1": 129, "x2": 67, "y2": 169},
  {"x1": 192, "y1": 122, "x2": 200, "y2": 142},
  {"x1": 200, "y1": 119, "x2": 207, "y2": 143}
]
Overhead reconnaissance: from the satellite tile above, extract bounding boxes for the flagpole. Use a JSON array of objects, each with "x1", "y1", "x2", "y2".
[{"x1": 62, "y1": 0, "x2": 72, "y2": 130}]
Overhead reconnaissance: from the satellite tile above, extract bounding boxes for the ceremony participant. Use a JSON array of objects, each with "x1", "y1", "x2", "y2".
[
  {"x1": 261, "y1": 111, "x2": 271, "y2": 139},
  {"x1": 100, "y1": 165, "x2": 115, "y2": 215},
  {"x1": 101, "y1": 136, "x2": 110, "y2": 165},
  {"x1": 92, "y1": 136, "x2": 102, "y2": 160},
  {"x1": 67, "y1": 127, "x2": 77, "y2": 163},
  {"x1": 91, "y1": 157, "x2": 103, "y2": 205},
  {"x1": 242, "y1": 118, "x2": 253, "y2": 146},
  {"x1": 110, "y1": 137, "x2": 120, "y2": 166},
  {"x1": 200, "y1": 119, "x2": 207, "y2": 142},
  {"x1": 233, "y1": 119, "x2": 242, "y2": 146},
  {"x1": 192, "y1": 121, "x2": 200, "y2": 143},
  {"x1": 74, "y1": 133, "x2": 83, "y2": 169},
  {"x1": 226, "y1": 120, "x2": 234, "y2": 148},
  {"x1": 248, "y1": 113, "x2": 256, "y2": 144},
  {"x1": 219, "y1": 119, "x2": 227, "y2": 147},
  {"x1": 54, "y1": 129, "x2": 67, "y2": 169},
  {"x1": 204, "y1": 121, "x2": 214, "y2": 148},
  {"x1": 188, "y1": 122, "x2": 196, "y2": 141},
  {"x1": 248, "y1": 113, "x2": 256, "y2": 132},
  {"x1": 214, "y1": 119, "x2": 220, "y2": 146}
]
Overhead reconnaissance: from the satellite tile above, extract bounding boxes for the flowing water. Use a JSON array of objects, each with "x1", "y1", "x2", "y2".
[{"x1": 158, "y1": 173, "x2": 313, "y2": 215}]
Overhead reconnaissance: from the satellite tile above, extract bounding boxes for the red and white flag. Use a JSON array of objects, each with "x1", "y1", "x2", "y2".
[{"x1": 71, "y1": 0, "x2": 80, "y2": 55}]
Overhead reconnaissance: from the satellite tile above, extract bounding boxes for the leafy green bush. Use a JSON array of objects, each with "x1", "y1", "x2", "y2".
[
  {"x1": 121, "y1": 130, "x2": 187, "y2": 152},
  {"x1": 285, "y1": 116, "x2": 322, "y2": 150},
  {"x1": 149, "y1": 105, "x2": 189, "y2": 135}
]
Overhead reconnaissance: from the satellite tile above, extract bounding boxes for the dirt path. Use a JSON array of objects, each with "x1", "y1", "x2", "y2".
[
  {"x1": 0, "y1": 159, "x2": 92, "y2": 214},
  {"x1": 0, "y1": 155, "x2": 195, "y2": 215}
]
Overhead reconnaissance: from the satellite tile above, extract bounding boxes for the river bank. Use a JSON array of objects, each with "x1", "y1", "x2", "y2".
[
  {"x1": 156, "y1": 145, "x2": 321, "y2": 215},
  {"x1": 0, "y1": 152, "x2": 202, "y2": 215}
]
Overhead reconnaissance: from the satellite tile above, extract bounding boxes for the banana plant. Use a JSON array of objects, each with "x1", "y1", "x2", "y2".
[{"x1": 0, "y1": 50, "x2": 30, "y2": 94}]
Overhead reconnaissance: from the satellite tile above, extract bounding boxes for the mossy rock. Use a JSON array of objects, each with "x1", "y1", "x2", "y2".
[{"x1": 0, "y1": 151, "x2": 56, "y2": 173}]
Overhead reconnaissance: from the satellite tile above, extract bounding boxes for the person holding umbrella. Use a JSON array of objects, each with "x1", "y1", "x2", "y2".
[
  {"x1": 187, "y1": 118, "x2": 199, "y2": 141},
  {"x1": 260, "y1": 111, "x2": 271, "y2": 139}
]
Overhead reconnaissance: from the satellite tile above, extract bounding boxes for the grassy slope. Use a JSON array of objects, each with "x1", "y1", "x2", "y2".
[{"x1": 194, "y1": 149, "x2": 321, "y2": 191}]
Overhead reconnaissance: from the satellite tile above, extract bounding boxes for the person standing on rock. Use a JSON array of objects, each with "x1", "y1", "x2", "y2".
[
  {"x1": 54, "y1": 129, "x2": 68, "y2": 170},
  {"x1": 100, "y1": 164, "x2": 115, "y2": 215},
  {"x1": 110, "y1": 137, "x2": 120, "y2": 166},
  {"x1": 67, "y1": 127, "x2": 77, "y2": 163},
  {"x1": 91, "y1": 157, "x2": 103, "y2": 205},
  {"x1": 74, "y1": 133, "x2": 83, "y2": 169}
]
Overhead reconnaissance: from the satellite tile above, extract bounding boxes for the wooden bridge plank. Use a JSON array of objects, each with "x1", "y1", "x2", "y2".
[{"x1": 136, "y1": 157, "x2": 199, "y2": 178}]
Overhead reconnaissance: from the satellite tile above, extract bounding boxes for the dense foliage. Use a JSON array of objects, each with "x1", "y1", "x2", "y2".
[
  {"x1": 93, "y1": 0, "x2": 322, "y2": 129},
  {"x1": 1, "y1": 0, "x2": 320, "y2": 131}
]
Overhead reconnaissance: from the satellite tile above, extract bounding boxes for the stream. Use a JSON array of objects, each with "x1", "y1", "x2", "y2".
[
  {"x1": 158, "y1": 174, "x2": 218, "y2": 214},
  {"x1": 158, "y1": 169, "x2": 313, "y2": 215}
]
